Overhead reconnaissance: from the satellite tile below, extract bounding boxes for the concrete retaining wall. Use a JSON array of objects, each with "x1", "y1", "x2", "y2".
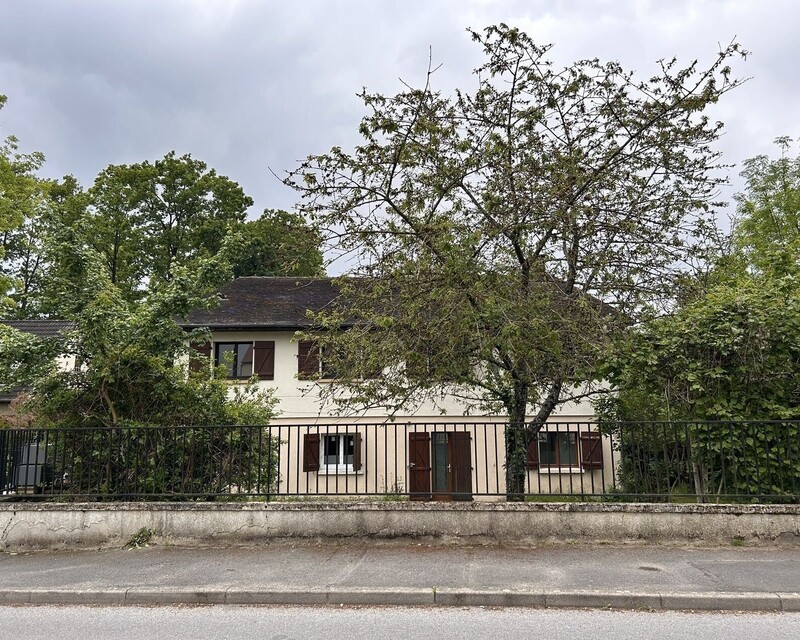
[{"x1": 0, "y1": 502, "x2": 798, "y2": 550}]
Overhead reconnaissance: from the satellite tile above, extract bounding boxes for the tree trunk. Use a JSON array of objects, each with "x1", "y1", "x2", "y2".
[
  {"x1": 505, "y1": 382, "x2": 529, "y2": 501},
  {"x1": 505, "y1": 378, "x2": 564, "y2": 502},
  {"x1": 688, "y1": 431, "x2": 708, "y2": 504}
]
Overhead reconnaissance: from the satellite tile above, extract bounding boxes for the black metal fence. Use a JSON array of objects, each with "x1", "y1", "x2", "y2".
[{"x1": 0, "y1": 421, "x2": 798, "y2": 502}]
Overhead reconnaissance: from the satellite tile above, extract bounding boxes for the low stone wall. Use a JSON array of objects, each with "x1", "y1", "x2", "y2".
[{"x1": 0, "y1": 502, "x2": 798, "y2": 550}]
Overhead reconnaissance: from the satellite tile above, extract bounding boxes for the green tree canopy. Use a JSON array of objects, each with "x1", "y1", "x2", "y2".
[
  {"x1": 0, "y1": 94, "x2": 49, "y2": 309},
  {"x1": 599, "y1": 268, "x2": 800, "y2": 423},
  {"x1": 86, "y1": 151, "x2": 254, "y2": 296},
  {"x1": 1, "y1": 174, "x2": 91, "y2": 318},
  {"x1": 602, "y1": 138, "x2": 800, "y2": 424},
  {"x1": 733, "y1": 136, "x2": 800, "y2": 274},
  {"x1": 1, "y1": 240, "x2": 275, "y2": 428}
]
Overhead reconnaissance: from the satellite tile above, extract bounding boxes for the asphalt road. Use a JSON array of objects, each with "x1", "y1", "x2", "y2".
[{"x1": 0, "y1": 605, "x2": 799, "y2": 640}]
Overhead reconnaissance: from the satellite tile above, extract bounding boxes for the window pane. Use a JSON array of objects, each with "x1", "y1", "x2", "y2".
[
  {"x1": 238, "y1": 344, "x2": 253, "y2": 377},
  {"x1": 538, "y1": 433, "x2": 578, "y2": 466},
  {"x1": 343, "y1": 435, "x2": 354, "y2": 465},
  {"x1": 558, "y1": 433, "x2": 578, "y2": 466},
  {"x1": 323, "y1": 436, "x2": 339, "y2": 465},
  {"x1": 216, "y1": 344, "x2": 236, "y2": 378},
  {"x1": 540, "y1": 433, "x2": 556, "y2": 465}
]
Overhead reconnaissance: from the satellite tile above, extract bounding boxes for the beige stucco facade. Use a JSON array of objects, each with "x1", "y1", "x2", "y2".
[{"x1": 207, "y1": 330, "x2": 614, "y2": 499}]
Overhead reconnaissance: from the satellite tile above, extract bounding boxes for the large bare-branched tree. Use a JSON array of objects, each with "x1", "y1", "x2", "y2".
[{"x1": 285, "y1": 25, "x2": 746, "y2": 496}]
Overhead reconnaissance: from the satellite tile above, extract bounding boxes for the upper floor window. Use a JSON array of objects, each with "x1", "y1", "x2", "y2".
[
  {"x1": 297, "y1": 340, "x2": 380, "y2": 381},
  {"x1": 206, "y1": 340, "x2": 274, "y2": 380},
  {"x1": 297, "y1": 340, "x2": 337, "y2": 380}
]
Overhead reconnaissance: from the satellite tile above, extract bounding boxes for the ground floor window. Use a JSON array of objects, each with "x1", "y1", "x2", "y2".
[
  {"x1": 538, "y1": 432, "x2": 579, "y2": 467},
  {"x1": 323, "y1": 434, "x2": 355, "y2": 470},
  {"x1": 302, "y1": 432, "x2": 362, "y2": 473}
]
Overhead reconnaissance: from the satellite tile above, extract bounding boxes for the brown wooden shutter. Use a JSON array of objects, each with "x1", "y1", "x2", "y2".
[
  {"x1": 303, "y1": 433, "x2": 320, "y2": 472},
  {"x1": 297, "y1": 340, "x2": 319, "y2": 379},
  {"x1": 352, "y1": 432, "x2": 362, "y2": 471},
  {"x1": 526, "y1": 435, "x2": 540, "y2": 470},
  {"x1": 580, "y1": 432, "x2": 603, "y2": 470},
  {"x1": 189, "y1": 341, "x2": 212, "y2": 373},
  {"x1": 253, "y1": 341, "x2": 275, "y2": 380}
]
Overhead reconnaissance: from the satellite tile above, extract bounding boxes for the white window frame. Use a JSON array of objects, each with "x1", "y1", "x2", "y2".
[{"x1": 319, "y1": 433, "x2": 357, "y2": 475}]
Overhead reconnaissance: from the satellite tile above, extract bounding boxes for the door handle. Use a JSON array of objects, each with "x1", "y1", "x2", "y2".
[{"x1": 409, "y1": 462, "x2": 416, "y2": 468}]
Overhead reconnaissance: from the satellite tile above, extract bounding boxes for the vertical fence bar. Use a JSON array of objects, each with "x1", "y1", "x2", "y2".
[
  {"x1": 494, "y1": 423, "x2": 501, "y2": 497},
  {"x1": 393, "y1": 421, "x2": 398, "y2": 499},
  {"x1": 373, "y1": 423, "x2": 379, "y2": 496},
  {"x1": 276, "y1": 424, "x2": 283, "y2": 497}
]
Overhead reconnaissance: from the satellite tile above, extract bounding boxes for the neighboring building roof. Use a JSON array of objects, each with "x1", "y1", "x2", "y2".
[
  {"x1": 1, "y1": 319, "x2": 73, "y2": 404},
  {"x1": 2, "y1": 319, "x2": 74, "y2": 338},
  {"x1": 180, "y1": 277, "x2": 344, "y2": 331}
]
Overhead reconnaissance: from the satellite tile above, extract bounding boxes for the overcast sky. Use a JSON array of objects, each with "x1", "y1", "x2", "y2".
[{"x1": 1, "y1": 0, "x2": 798, "y2": 226}]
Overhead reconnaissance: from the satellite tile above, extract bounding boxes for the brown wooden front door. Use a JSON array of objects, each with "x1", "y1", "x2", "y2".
[
  {"x1": 449, "y1": 431, "x2": 473, "y2": 501},
  {"x1": 409, "y1": 431, "x2": 472, "y2": 501}
]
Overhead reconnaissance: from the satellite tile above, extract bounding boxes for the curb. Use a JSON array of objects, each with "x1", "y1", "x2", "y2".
[{"x1": 1, "y1": 588, "x2": 797, "y2": 611}]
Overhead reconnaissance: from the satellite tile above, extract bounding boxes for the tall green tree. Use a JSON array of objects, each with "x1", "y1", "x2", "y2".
[
  {"x1": 286, "y1": 25, "x2": 746, "y2": 496},
  {"x1": 1, "y1": 175, "x2": 90, "y2": 318},
  {"x1": 229, "y1": 209, "x2": 323, "y2": 278},
  {"x1": 603, "y1": 139, "x2": 800, "y2": 425},
  {"x1": 1, "y1": 241, "x2": 280, "y2": 498},
  {"x1": 597, "y1": 142, "x2": 800, "y2": 500},
  {"x1": 733, "y1": 136, "x2": 800, "y2": 273}
]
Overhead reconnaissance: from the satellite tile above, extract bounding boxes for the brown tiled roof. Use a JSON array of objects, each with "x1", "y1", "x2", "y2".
[
  {"x1": 180, "y1": 277, "x2": 344, "y2": 330},
  {"x1": 180, "y1": 276, "x2": 622, "y2": 331}
]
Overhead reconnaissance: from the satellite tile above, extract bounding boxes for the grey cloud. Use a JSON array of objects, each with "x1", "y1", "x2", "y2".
[{"x1": 0, "y1": 0, "x2": 797, "y2": 220}]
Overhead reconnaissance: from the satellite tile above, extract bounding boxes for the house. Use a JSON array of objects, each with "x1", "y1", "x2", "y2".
[
  {"x1": 0, "y1": 320, "x2": 74, "y2": 421},
  {"x1": 181, "y1": 277, "x2": 613, "y2": 500}
]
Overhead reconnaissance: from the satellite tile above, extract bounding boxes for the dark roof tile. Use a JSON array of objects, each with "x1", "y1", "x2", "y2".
[{"x1": 181, "y1": 277, "x2": 343, "y2": 330}]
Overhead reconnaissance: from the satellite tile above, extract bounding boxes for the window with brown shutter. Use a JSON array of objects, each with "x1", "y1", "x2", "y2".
[
  {"x1": 215, "y1": 342, "x2": 254, "y2": 378},
  {"x1": 304, "y1": 432, "x2": 363, "y2": 473},
  {"x1": 539, "y1": 432, "x2": 579, "y2": 467},
  {"x1": 253, "y1": 341, "x2": 275, "y2": 380},
  {"x1": 580, "y1": 432, "x2": 603, "y2": 470},
  {"x1": 528, "y1": 432, "x2": 585, "y2": 469}
]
